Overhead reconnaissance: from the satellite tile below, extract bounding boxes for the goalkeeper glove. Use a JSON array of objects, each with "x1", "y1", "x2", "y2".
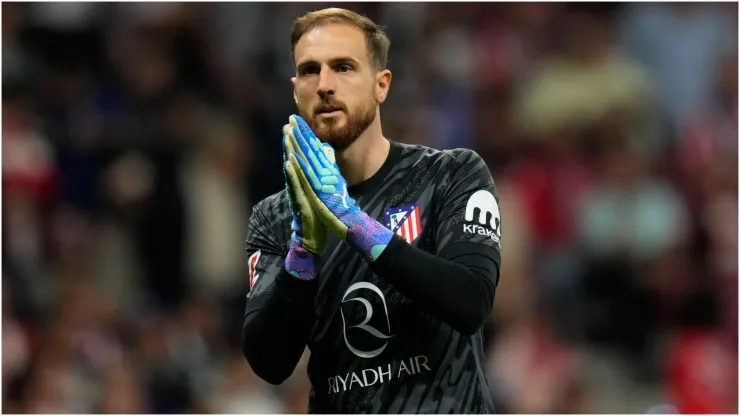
[
  {"x1": 283, "y1": 125, "x2": 327, "y2": 280},
  {"x1": 284, "y1": 115, "x2": 394, "y2": 262}
]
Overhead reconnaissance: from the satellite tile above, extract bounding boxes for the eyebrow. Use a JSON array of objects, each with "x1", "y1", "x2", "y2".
[{"x1": 296, "y1": 56, "x2": 361, "y2": 73}]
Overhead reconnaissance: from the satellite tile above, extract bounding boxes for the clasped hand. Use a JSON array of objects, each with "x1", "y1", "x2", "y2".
[{"x1": 283, "y1": 115, "x2": 393, "y2": 263}]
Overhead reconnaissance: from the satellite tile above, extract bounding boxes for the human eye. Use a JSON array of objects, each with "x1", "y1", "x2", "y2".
[{"x1": 300, "y1": 65, "x2": 320, "y2": 76}]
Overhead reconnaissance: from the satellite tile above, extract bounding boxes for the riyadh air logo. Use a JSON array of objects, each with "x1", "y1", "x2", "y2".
[
  {"x1": 340, "y1": 282, "x2": 394, "y2": 359},
  {"x1": 463, "y1": 190, "x2": 501, "y2": 243}
]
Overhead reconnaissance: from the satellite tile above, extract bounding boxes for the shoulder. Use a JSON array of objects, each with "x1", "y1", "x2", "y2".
[
  {"x1": 246, "y1": 189, "x2": 292, "y2": 252},
  {"x1": 395, "y1": 142, "x2": 486, "y2": 170},
  {"x1": 252, "y1": 189, "x2": 289, "y2": 221},
  {"x1": 394, "y1": 143, "x2": 492, "y2": 195},
  {"x1": 251, "y1": 189, "x2": 291, "y2": 229}
]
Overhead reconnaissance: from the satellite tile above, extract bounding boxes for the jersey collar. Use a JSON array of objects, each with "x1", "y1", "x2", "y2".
[{"x1": 347, "y1": 139, "x2": 403, "y2": 197}]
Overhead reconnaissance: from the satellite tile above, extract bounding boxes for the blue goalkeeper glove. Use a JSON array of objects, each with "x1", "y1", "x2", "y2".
[
  {"x1": 284, "y1": 115, "x2": 394, "y2": 262},
  {"x1": 283, "y1": 125, "x2": 327, "y2": 280}
]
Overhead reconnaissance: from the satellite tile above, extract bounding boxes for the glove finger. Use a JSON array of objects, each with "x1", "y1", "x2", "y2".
[
  {"x1": 282, "y1": 125, "x2": 302, "y2": 176},
  {"x1": 292, "y1": 115, "x2": 323, "y2": 155},
  {"x1": 286, "y1": 158, "x2": 324, "y2": 254},
  {"x1": 283, "y1": 125, "x2": 300, "y2": 161},
  {"x1": 290, "y1": 115, "x2": 319, "y2": 146},
  {"x1": 319, "y1": 142, "x2": 340, "y2": 175},
  {"x1": 285, "y1": 158, "x2": 307, "y2": 229},
  {"x1": 289, "y1": 115, "x2": 332, "y2": 176},
  {"x1": 287, "y1": 116, "x2": 314, "y2": 155},
  {"x1": 288, "y1": 153, "x2": 325, "y2": 218},
  {"x1": 284, "y1": 131, "x2": 298, "y2": 157},
  {"x1": 292, "y1": 149, "x2": 325, "y2": 194},
  {"x1": 286, "y1": 155, "x2": 308, "y2": 212},
  {"x1": 286, "y1": 119, "x2": 337, "y2": 178},
  {"x1": 285, "y1": 122, "x2": 312, "y2": 167},
  {"x1": 287, "y1": 132, "x2": 324, "y2": 192},
  {"x1": 290, "y1": 124, "x2": 331, "y2": 179},
  {"x1": 283, "y1": 129, "x2": 296, "y2": 193},
  {"x1": 288, "y1": 153, "x2": 348, "y2": 240},
  {"x1": 296, "y1": 115, "x2": 334, "y2": 173},
  {"x1": 283, "y1": 134, "x2": 298, "y2": 196},
  {"x1": 283, "y1": 124, "x2": 321, "y2": 189},
  {"x1": 283, "y1": 159, "x2": 296, "y2": 211},
  {"x1": 284, "y1": 124, "x2": 309, "y2": 166},
  {"x1": 281, "y1": 125, "x2": 289, "y2": 162}
]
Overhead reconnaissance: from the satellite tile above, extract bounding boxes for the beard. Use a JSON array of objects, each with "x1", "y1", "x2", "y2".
[{"x1": 300, "y1": 95, "x2": 377, "y2": 152}]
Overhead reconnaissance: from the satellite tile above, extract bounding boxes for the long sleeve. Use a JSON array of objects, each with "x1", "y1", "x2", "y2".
[
  {"x1": 371, "y1": 234, "x2": 498, "y2": 335},
  {"x1": 242, "y1": 268, "x2": 317, "y2": 384},
  {"x1": 242, "y1": 200, "x2": 316, "y2": 385}
]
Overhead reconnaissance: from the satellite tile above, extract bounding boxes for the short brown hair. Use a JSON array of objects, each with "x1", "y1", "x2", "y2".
[{"x1": 290, "y1": 8, "x2": 391, "y2": 70}]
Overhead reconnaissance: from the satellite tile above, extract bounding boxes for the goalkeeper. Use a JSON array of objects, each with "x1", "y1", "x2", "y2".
[{"x1": 243, "y1": 8, "x2": 502, "y2": 414}]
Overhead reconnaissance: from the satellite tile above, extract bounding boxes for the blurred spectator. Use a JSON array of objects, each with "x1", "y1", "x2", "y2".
[
  {"x1": 514, "y1": 5, "x2": 653, "y2": 155},
  {"x1": 667, "y1": 291, "x2": 737, "y2": 414},
  {"x1": 207, "y1": 353, "x2": 285, "y2": 414},
  {"x1": 181, "y1": 114, "x2": 252, "y2": 298},
  {"x1": 577, "y1": 137, "x2": 690, "y2": 371},
  {"x1": 619, "y1": 3, "x2": 737, "y2": 133},
  {"x1": 578, "y1": 139, "x2": 688, "y2": 263},
  {"x1": 98, "y1": 362, "x2": 145, "y2": 413},
  {"x1": 487, "y1": 305, "x2": 588, "y2": 413}
]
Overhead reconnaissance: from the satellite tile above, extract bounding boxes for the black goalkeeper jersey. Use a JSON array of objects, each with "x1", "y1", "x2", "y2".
[{"x1": 244, "y1": 140, "x2": 502, "y2": 413}]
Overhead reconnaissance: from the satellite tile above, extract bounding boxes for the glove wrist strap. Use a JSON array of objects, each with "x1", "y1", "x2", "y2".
[
  {"x1": 345, "y1": 212, "x2": 394, "y2": 262},
  {"x1": 285, "y1": 235, "x2": 318, "y2": 280}
]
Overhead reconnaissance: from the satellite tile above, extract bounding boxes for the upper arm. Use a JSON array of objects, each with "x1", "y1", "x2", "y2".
[
  {"x1": 434, "y1": 150, "x2": 502, "y2": 285},
  {"x1": 245, "y1": 201, "x2": 287, "y2": 301}
]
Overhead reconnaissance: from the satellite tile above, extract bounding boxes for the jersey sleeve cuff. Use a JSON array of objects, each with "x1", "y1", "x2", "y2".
[
  {"x1": 369, "y1": 233, "x2": 409, "y2": 275},
  {"x1": 275, "y1": 267, "x2": 319, "y2": 305}
]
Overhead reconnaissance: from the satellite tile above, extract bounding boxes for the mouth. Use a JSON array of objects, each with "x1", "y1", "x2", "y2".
[{"x1": 316, "y1": 107, "x2": 343, "y2": 118}]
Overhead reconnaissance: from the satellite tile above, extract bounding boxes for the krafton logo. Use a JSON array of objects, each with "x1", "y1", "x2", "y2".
[
  {"x1": 340, "y1": 282, "x2": 394, "y2": 359},
  {"x1": 463, "y1": 190, "x2": 501, "y2": 243}
]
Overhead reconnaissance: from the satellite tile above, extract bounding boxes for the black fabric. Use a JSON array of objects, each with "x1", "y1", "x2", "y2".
[
  {"x1": 242, "y1": 268, "x2": 318, "y2": 384},
  {"x1": 371, "y1": 234, "x2": 499, "y2": 335},
  {"x1": 243, "y1": 143, "x2": 501, "y2": 413},
  {"x1": 346, "y1": 140, "x2": 403, "y2": 197}
]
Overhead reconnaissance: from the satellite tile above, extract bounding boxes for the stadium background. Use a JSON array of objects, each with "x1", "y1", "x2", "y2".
[{"x1": 2, "y1": 2, "x2": 737, "y2": 413}]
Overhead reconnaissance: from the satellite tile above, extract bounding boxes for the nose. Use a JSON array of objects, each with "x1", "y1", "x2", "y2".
[{"x1": 317, "y1": 67, "x2": 336, "y2": 98}]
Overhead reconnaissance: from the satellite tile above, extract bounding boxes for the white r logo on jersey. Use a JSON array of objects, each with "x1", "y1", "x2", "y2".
[{"x1": 341, "y1": 282, "x2": 394, "y2": 359}]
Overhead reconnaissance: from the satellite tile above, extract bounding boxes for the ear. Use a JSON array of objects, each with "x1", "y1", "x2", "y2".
[
  {"x1": 291, "y1": 77, "x2": 298, "y2": 105},
  {"x1": 375, "y1": 69, "x2": 392, "y2": 104}
]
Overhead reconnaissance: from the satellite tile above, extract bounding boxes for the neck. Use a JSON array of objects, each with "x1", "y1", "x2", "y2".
[{"x1": 336, "y1": 112, "x2": 389, "y2": 186}]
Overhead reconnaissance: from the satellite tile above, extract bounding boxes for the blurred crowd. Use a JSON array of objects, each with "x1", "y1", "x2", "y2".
[{"x1": 2, "y1": 2, "x2": 737, "y2": 414}]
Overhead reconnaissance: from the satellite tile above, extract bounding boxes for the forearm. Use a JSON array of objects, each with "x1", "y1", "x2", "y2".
[
  {"x1": 242, "y1": 268, "x2": 317, "y2": 384},
  {"x1": 370, "y1": 234, "x2": 499, "y2": 335}
]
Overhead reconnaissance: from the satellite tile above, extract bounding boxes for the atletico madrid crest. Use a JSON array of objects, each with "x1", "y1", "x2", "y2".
[{"x1": 385, "y1": 203, "x2": 422, "y2": 244}]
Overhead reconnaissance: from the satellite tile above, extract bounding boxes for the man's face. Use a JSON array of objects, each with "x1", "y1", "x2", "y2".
[{"x1": 292, "y1": 24, "x2": 380, "y2": 151}]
